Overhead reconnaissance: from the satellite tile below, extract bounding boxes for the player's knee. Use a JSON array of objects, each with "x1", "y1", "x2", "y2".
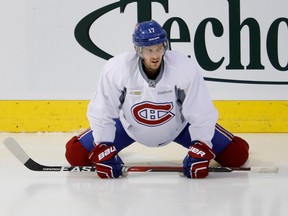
[
  {"x1": 65, "y1": 136, "x2": 93, "y2": 166},
  {"x1": 215, "y1": 136, "x2": 249, "y2": 167}
]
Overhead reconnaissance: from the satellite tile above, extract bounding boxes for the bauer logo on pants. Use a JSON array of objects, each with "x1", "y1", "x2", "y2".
[{"x1": 131, "y1": 101, "x2": 175, "y2": 127}]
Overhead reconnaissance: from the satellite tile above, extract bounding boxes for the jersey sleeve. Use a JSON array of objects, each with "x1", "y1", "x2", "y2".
[
  {"x1": 181, "y1": 61, "x2": 218, "y2": 148},
  {"x1": 87, "y1": 60, "x2": 123, "y2": 145}
]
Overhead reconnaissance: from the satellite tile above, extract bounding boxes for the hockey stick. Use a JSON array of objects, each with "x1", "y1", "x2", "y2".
[{"x1": 3, "y1": 137, "x2": 278, "y2": 174}]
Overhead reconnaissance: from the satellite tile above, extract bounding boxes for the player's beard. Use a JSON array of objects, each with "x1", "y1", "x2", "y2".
[{"x1": 143, "y1": 57, "x2": 162, "y2": 74}]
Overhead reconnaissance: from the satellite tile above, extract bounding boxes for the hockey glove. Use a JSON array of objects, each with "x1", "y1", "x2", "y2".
[
  {"x1": 183, "y1": 141, "x2": 215, "y2": 179},
  {"x1": 89, "y1": 143, "x2": 124, "y2": 178}
]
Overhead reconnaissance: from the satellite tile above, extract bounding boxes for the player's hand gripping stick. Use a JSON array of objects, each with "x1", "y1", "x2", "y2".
[
  {"x1": 88, "y1": 143, "x2": 124, "y2": 178},
  {"x1": 183, "y1": 141, "x2": 216, "y2": 178}
]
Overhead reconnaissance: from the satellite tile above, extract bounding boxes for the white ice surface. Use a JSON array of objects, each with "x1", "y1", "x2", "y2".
[{"x1": 0, "y1": 133, "x2": 288, "y2": 216}]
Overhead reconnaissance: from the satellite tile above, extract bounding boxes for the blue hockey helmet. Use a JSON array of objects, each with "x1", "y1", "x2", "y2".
[{"x1": 132, "y1": 20, "x2": 168, "y2": 48}]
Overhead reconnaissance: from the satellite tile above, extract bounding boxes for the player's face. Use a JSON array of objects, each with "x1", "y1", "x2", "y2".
[{"x1": 141, "y1": 44, "x2": 164, "y2": 73}]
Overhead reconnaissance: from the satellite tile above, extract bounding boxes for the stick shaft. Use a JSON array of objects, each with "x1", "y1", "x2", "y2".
[
  {"x1": 123, "y1": 166, "x2": 237, "y2": 172},
  {"x1": 3, "y1": 137, "x2": 278, "y2": 173},
  {"x1": 22, "y1": 161, "x2": 278, "y2": 173},
  {"x1": 22, "y1": 161, "x2": 246, "y2": 173}
]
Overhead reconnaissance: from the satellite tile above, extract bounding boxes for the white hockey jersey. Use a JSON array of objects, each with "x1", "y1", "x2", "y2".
[{"x1": 87, "y1": 50, "x2": 218, "y2": 147}]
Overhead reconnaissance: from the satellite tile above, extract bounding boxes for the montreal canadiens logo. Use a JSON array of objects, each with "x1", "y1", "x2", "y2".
[{"x1": 131, "y1": 101, "x2": 175, "y2": 127}]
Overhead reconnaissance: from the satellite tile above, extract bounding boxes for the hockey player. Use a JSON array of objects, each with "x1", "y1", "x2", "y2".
[{"x1": 65, "y1": 20, "x2": 249, "y2": 179}]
